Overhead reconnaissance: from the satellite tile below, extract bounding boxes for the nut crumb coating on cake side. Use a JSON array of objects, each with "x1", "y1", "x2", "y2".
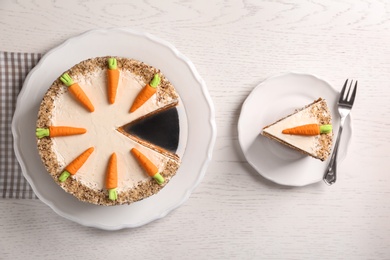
[
  {"x1": 36, "y1": 57, "x2": 180, "y2": 206},
  {"x1": 309, "y1": 98, "x2": 333, "y2": 161}
]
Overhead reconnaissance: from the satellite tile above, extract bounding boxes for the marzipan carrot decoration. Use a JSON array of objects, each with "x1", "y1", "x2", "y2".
[
  {"x1": 36, "y1": 126, "x2": 86, "y2": 138},
  {"x1": 129, "y1": 74, "x2": 160, "y2": 112},
  {"x1": 282, "y1": 124, "x2": 332, "y2": 136},
  {"x1": 58, "y1": 147, "x2": 95, "y2": 182},
  {"x1": 131, "y1": 148, "x2": 164, "y2": 185},
  {"x1": 107, "y1": 58, "x2": 120, "y2": 104},
  {"x1": 60, "y1": 73, "x2": 95, "y2": 112},
  {"x1": 105, "y1": 153, "x2": 118, "y2": 201}
]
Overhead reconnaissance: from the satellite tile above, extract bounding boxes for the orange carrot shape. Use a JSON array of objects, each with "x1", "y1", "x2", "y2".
[
  {"x1": 107, "y1": 58, "x2": 120, "y2": 104},
  {"x1": 282, "y1": 124, "x2": 332, "y2": 136},
  {"x1": 58, "y1": 147, "x2": 94, "y2": 182},
  {"x1": 129, "y1": 74, "x2": 160, "y2": 112},
  {"x1": 60, "y1": 73, "x2": 95, "y2": 112},
  {"x1": 36, "y1": 126, "x2": 86, "y2": 138},
  {"x1": 131, "y1": 148, "x2": 164, "y2": 185},
  {"x1": 105, "y1": 153, "x2": 118, "y2": 201}
]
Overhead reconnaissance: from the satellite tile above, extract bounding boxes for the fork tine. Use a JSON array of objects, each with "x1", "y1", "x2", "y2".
[
  {"x1": 349, "y1": 81, "x2": 357, "y2": 104},
  {"x1": 346, "y1": 80, "x2": 352, "y2": 99},
  {"x1": 339, "y1": 79, "x2": 348, "y2": 102}
]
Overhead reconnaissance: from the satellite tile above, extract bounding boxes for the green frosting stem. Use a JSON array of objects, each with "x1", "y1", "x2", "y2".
[
  {"x1": 59, "y1": 171, "x2": 71, "y2": 182},
  {"x1": 320, "y1": 124, "x2": 332, "y2": 134},
  {"x1": 36, "y1": 128, "x2": 50, "y2": 138},
  {"x1": 149, "y1": 74, "x2": 160, "y2": 88},
  {"x1": 153, "y1": 172, "x2": 165, "y2": 185},
  {"x1": 60, "y1": 73, "x2": 74, "y2": 87},
  {"x1": 108, "y1": 58, "x2": 117, "y2": 70},
  {"x1": 108, "y1": 188, "x2": 118, "y2": 201}
]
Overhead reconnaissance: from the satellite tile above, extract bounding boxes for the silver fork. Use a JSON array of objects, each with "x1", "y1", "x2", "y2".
[{"x1": 323, "y1": 79, "x2": 357, "y2": 185}]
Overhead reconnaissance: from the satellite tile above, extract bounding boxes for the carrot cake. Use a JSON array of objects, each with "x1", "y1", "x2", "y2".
[
  {"x1": 36, "y1": 56, "x2": 184, "y2": 206},
  {"x1": 261, "y1": 98, "x2": 333, "y2": 161}
]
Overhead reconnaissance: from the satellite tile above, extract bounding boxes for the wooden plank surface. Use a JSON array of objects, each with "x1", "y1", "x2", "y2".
[{"x1": 1, "y1": 0, "x2": 390, "y2": 259}]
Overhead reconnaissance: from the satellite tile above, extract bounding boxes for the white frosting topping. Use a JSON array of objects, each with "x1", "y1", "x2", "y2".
[
  {"x1": 263, "y1": 107, "x2": 320, "y2": 154},
  {"x1": 51, "y1": 69, "x2": 173, "y2": 191}
]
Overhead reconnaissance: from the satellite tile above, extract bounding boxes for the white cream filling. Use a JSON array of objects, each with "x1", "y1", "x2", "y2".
[
  {"x1": 263, "y1": 108, "x2": 320, "y2": 154},
  {"x1": 51, "y1": 69, "x2": 173, "y2": 191}
]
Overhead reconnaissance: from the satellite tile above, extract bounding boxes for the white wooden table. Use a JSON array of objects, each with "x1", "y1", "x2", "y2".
[{"x1": 1, "y1": 0, "x2": 390, "y2": 259}]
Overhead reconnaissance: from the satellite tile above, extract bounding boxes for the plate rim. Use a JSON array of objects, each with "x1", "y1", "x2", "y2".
[
  {"x1": 238, "y1": 72, "x2": 352, "y2": 186},
  {"x1": 12, "y1": 27, "x2": 217, "y2": 230}
]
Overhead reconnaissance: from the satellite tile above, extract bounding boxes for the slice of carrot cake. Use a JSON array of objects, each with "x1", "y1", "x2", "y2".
[{"x1": 261, "y1": 98, "x2": 333, "y2": 161}]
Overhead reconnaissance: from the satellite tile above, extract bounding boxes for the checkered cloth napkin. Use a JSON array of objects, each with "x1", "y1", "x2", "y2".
[{"x1": 0, "y1": 51, "x2": 41, "y2": 199}]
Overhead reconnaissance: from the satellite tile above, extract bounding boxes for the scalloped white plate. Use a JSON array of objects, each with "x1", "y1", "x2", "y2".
[
  {"x1": 238, "y1": 73, "x2": 352, "y2": 186},
  {"x1": 12, "y1": 28, "x2": 216, "y2": 230}
]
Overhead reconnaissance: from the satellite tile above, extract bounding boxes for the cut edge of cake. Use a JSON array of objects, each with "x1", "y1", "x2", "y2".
[{"x1": 117, "y1": 103, "x2": 181, "y2": 162}]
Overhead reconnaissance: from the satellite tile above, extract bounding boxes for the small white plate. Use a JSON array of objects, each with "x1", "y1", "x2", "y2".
[
  {"x1": 238, "y1": 73, "x2": 352, "y2": 186},
  {"x1": 12, "y1": 28, "x2": 216, "y2": 230}
]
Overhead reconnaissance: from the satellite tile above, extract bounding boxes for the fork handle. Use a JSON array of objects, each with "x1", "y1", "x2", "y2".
[{"x1": 323, "y1": 120, "x2": 345, "y2": 185}]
